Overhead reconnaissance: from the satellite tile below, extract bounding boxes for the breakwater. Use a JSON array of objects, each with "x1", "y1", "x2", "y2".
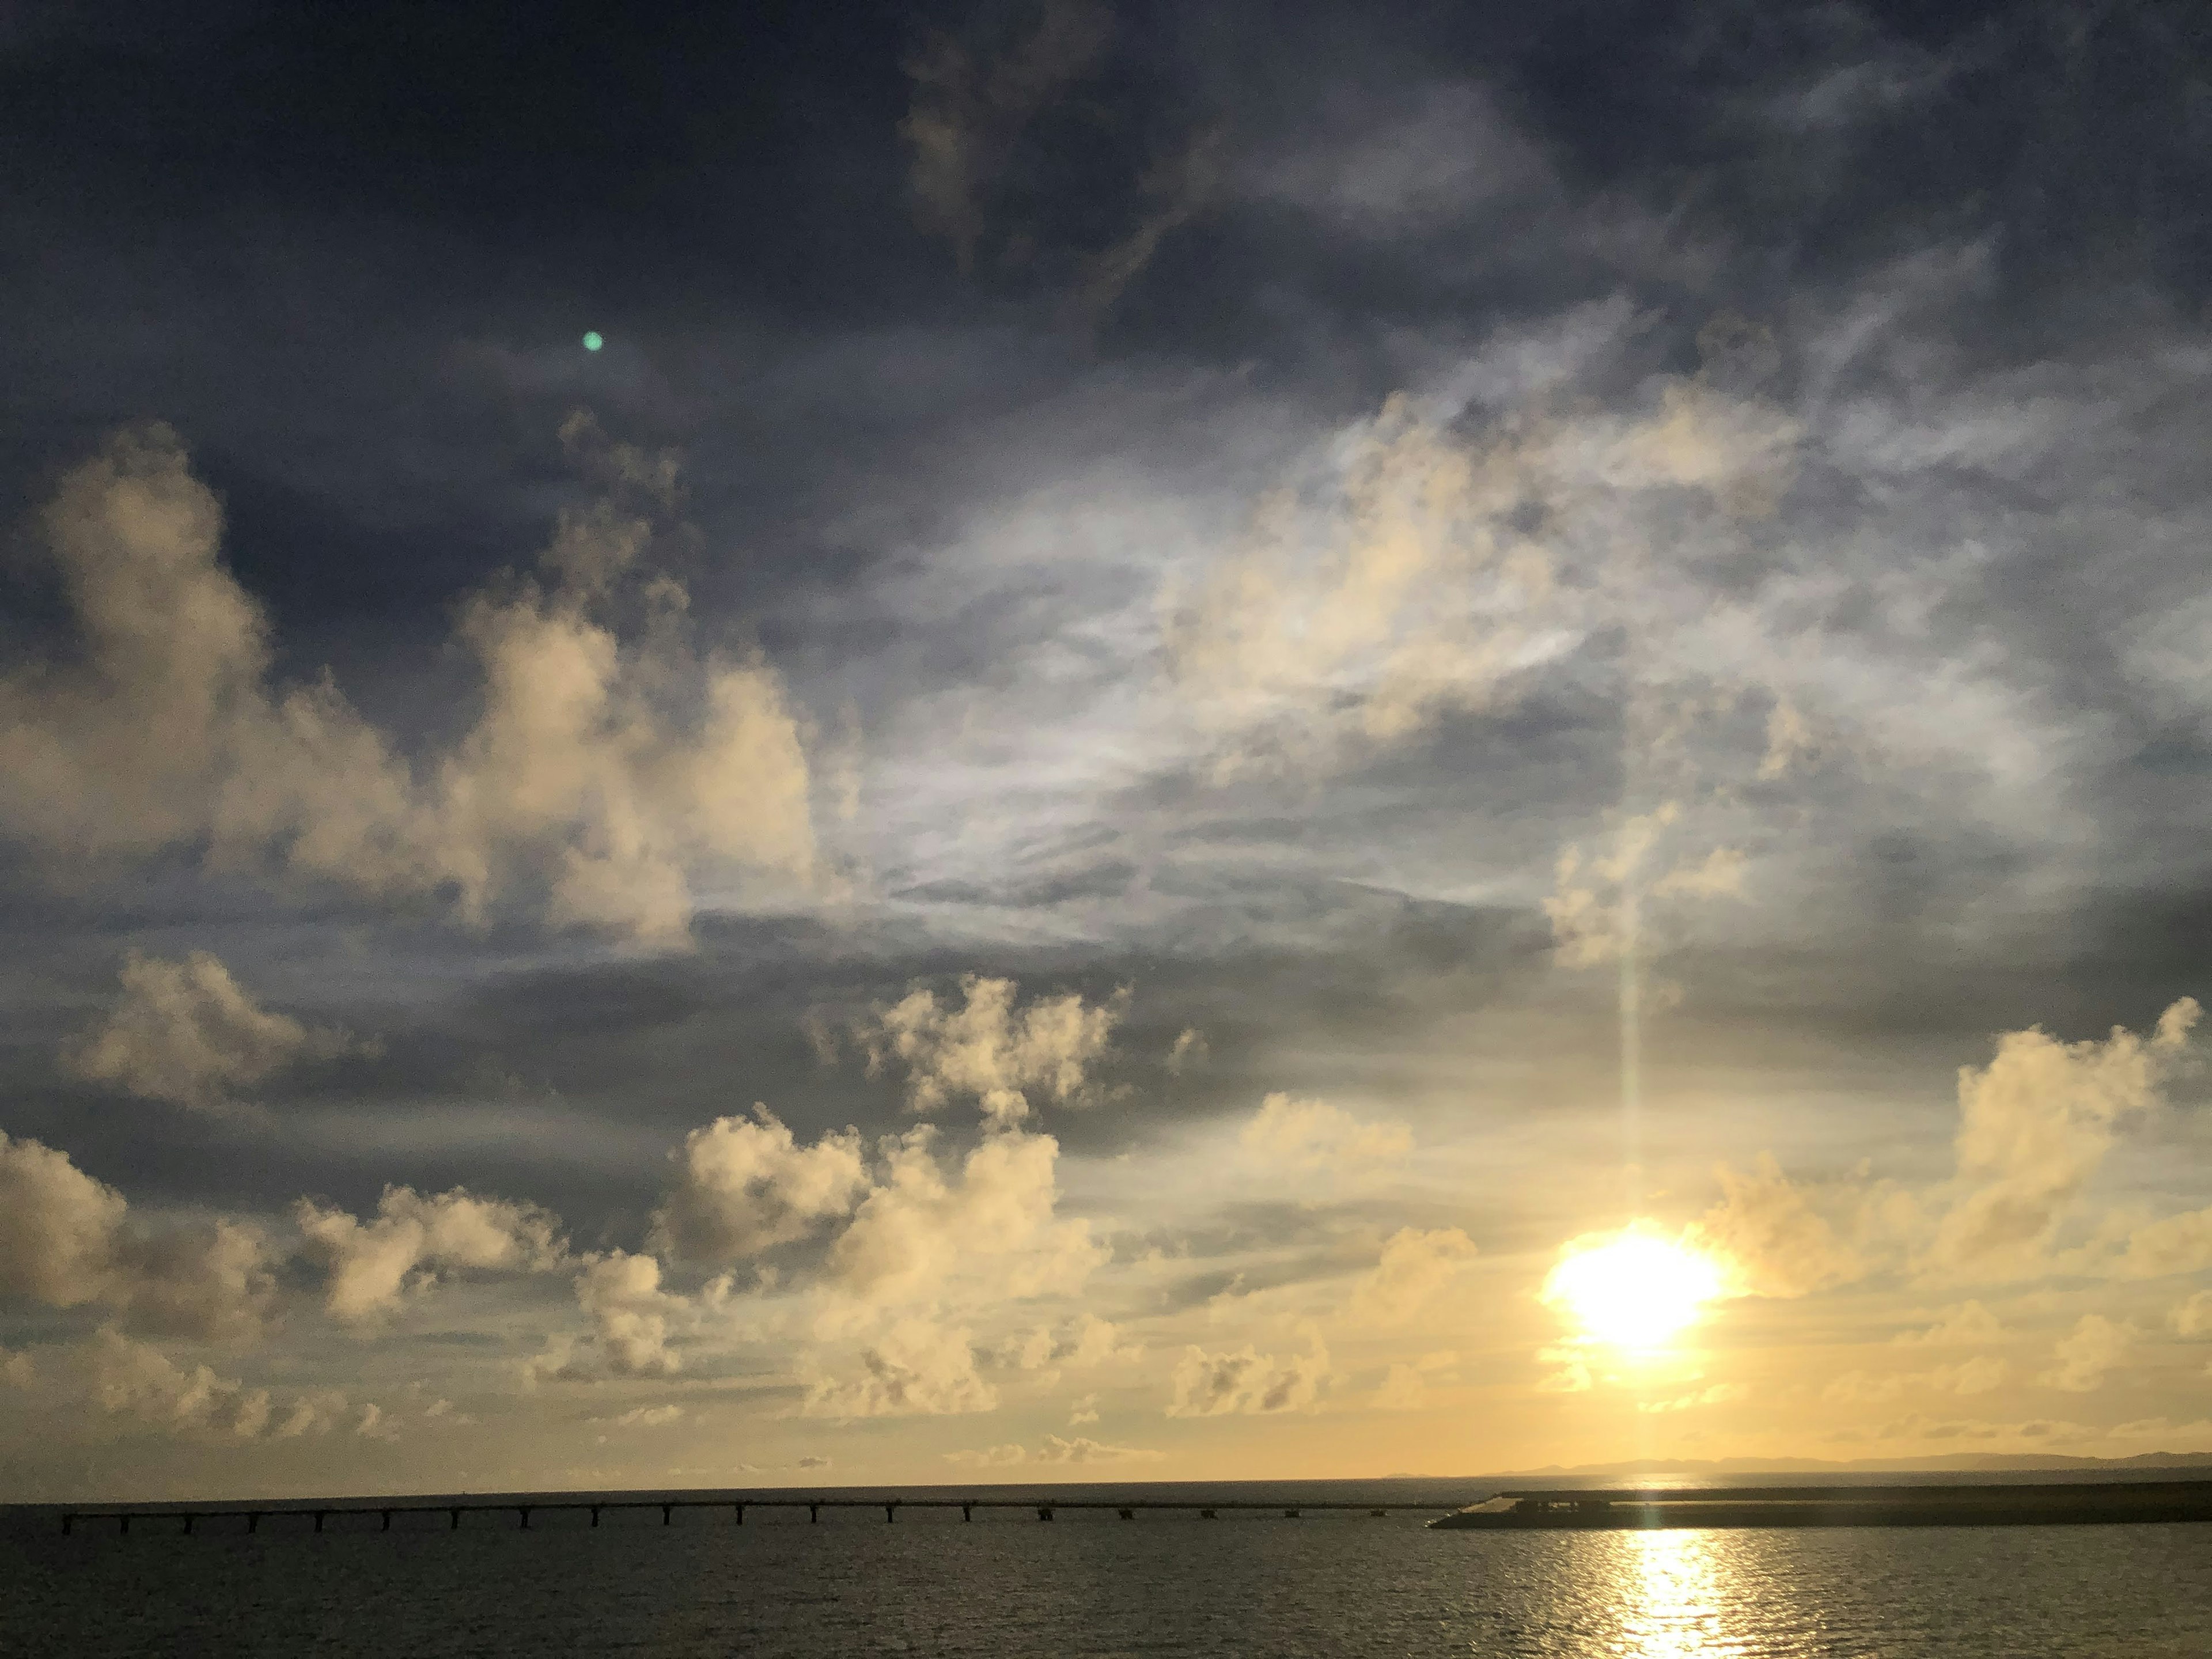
[{"x1": 1429, "y1": 1481, "x2": 2212, "y2": 1529}]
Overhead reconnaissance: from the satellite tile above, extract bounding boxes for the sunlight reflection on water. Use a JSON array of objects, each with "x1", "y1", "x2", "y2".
[
  {"x1": 1623, "y1": 1529, "x2": 1733, "y2": 1658},
  {"x1": 6, "y1": 1511, "x2": 2211, "y2": 1657}
]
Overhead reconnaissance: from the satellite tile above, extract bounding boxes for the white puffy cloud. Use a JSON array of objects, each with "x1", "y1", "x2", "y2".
[
  {"x1": 294, "y1": 1185, "x2": 566, "y2": 1322},
  {"x1": 2039, "y1": 1313, "x2": 2132, "y2": 1393},
  {"x1": 15, "y1": 1328, "x2": 364, "y2": 1444},
  {"x1": 1894, "y1": 1301, "x2": 2005, "y2": 1346},
  {"x1": 1166, "y1": 1333, "x2": 1330, "y2": 1416},
  {"x1": 1002, "y1": 1313, "x2": 1137, "y2": 1373},
  {"x1": 652, "y1": 1108, "x2": 868, "y2": 1263},
  {"x1": 824, "y1": 1127, "x2": 1104, "y2": 1310},
  {"x1": 1928, "y1": 1356, "x2": 2009, "y2": 1396},
  {"x1": 78, "y1": 1327, "x2": 275, "y2": 1438},
  {"x1": 2112, "y1": 1206, "x2": 2212, "y2": 1281},
  {"x1": 1238, "y1": 1093, "x2": 1411, "y2": 1173},
  {"x1": 1688, "y1": 1154, "x2": 1863, "y2": 1299},
  {"x1": 804, "y1": 1317, "x2": 997, "y2": 1418},
  {"x1": 1928, "y1": 999, "x2": 2199, "y2": 1279},
  {"x1": 0, "y1": 1132, "x2": 274, "y2": 1339},
  {"x1": 1351, "y1": 1228, "x2": 1477, "y2": 1324},
  {"x1": 1372, "y1": 1350, "x2": 1459, "y2": 1411},
  {"x1": 63, "y1": 950, "x2": 361, "y2": 1111},
  {"x1": 572, "y1": 1251, "x2": 687, "y2": 1378},
  {"x1": 2173, "y1": 1290, "x2": 2212, "y2": 1339},
  {"x1": 946, "y1": 1434, "x2": 1161, "y2": 1467},
  {"x1": 0, "y1": 425, "x2": 816, "y2": 943},
  {"x1": 863, "y1": 976, "x2": 1124, "y2": 1127}
]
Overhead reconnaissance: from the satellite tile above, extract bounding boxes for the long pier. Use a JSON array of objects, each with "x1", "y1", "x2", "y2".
[
  {"x1": 46, "y1": 1479, "x2": 2212, "y2": 1537},
  {"x1": 49, "y1": 1494, "x2": 1429, "y2": 1536}
]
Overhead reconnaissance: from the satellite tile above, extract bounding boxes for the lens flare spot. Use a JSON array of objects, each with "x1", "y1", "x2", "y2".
[
  {"x1": 1544, "y1": 1228, "x2": 1724, "y2": 1353},
  {"x1": 582, "y1": 331, "x2": 604, "y2": 352}
]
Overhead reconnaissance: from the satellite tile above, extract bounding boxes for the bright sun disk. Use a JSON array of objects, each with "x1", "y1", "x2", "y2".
[{"x1": 1544, "y1": 1228, "x2": 1725, "y2": 1352}]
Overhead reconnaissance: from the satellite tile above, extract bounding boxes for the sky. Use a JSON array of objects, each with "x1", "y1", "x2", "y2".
[{"x1": 2, "y1": 0, "x2": 2211, "y2": 1501}]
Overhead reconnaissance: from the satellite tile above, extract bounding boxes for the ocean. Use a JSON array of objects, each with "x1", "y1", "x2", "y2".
[{"x1": 6, "y1": 1480, "x2": 2211, "y2": 1657}]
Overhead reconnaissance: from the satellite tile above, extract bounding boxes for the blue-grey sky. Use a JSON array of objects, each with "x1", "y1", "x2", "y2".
[{"x1": 3, "y1": 0, "x2": 2211, "y2": 1498}]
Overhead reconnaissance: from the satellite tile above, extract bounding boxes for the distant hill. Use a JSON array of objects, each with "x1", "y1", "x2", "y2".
[{"x1": 1475, "y1": 1450, "x2": 2212, "y2": 1480}]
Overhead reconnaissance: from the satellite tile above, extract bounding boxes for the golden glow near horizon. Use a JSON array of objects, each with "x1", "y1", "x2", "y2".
[{"x1": 1544, "y1": 1228, "x2": 1726, "y2": 1354}]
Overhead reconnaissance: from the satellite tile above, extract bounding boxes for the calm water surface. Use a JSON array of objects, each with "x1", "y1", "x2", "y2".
[{"x1": 6, "y1": 1512, "x2": 2210, "y2": 1657}]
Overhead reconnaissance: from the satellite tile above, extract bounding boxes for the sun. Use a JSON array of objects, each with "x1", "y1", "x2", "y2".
[{"x1": 1543, "y1": 1228, "x2": 1725, "y2": 1353}]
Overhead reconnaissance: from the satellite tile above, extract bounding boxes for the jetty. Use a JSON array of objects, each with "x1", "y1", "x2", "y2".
[{"x1": 1428, "y1": 1482, "x2": 2212, "y2": 1529}]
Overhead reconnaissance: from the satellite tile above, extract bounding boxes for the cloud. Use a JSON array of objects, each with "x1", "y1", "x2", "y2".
[
  {"x1": 824, "y1": 1126, "x2": 1103, "y2": 1310},
  {"x1": 1004, "y1": 1313, "x2": 1137, "y2": 1372},
  {"x1": 1928, "y1": 1356, "x2": 2009, "y2": 1396},
  {"x1": 1543, "y1": 807, "x2": 1747, "y2": 970},
  {"x1": 2039, "y1": 1313, "x2": 2131, "y2": 1393},
  {"x1": 652, "y1": 1108, "x2": 869, "y2": 1263},
  {"x1": 862, "y1": 976, "x2": 1125, "y2": 1127},
  {"x1": 570, "y1": 1251, "x2": 687, "y2": 1378},
  {"x1": 899, "y1": 0, "x2": 1114, "y2": 272},
  {"x1": 1689, "y1": 1154, "x2": 1862, "y2": 1298},
  {"x1": 804, "y1": 1317, "x2": 996, "y2": 1418},
  {"x1": 1373, "y1": 1351, "x2": 1459, "y2": 1411},
  {"x1": 1895, "y1": 1301, "x2": 2005, "y2": 1346},
  {"x1": 1161, "y1": 372, "x2": 1799, "y2": 778},
  {"x1": 17, "y1": 1327, "x2": 361, "y2": 1444},
  {"x1": 1928, "y1": 999, "x2": 2200, "y2": 1279},
  {"x1": 2112, "y1": 1205, "x2": 2212, "y2": 1281},
  {"x1": 1351, "y1": 1228, "x2": 1477, "y2": 1324},
  {"x1": 1166, "y1": 1028, "x2": 1207, "y2": 1075},
  {"x1": 1067, "y1": 1392, "x2": 1100, "y2": 1425},
  {"x1": 2173, "y1": 1291, "x2": 2212, "y2": 1339},
  {"x1": 295, "y1": 1185, "x2": 566, "y2": 1322},
  {"x1": 0, "y1": 424, "x2": 816, "y2": 943},
  {"x1": 1070, "y1": 131, "x2": 1222, "y2": 321},
  {"x1": 77, "y1": 1327, "x2": 276, "y2": 1438},
  {"x1": 607, "y1": 1404, "x2": 685, "y2": 1429},
  {"x1": 1166, "y1": 1334, "x2": 1330, "y2": 1416},
  {"x1": 62, "y1": 950, "x2": 361, "y2": 1111},
  {"x1": 1238, "y1": 1093, "x2": 1411, "y2": 1173},
  {"x1": 946, "y1": 1433, "x2": 1161, "y2": 1467},
  {"x1": 0, "y1": 1132, "x2": 274, "y2": 1339},
  {"x1": 795, "y1": 1454, "x2": 832, "y2": 1470},
  {"x1": 1638, "y1": 1381, "x2": 1749, "y2": 1414},
  {"x1": 1821, "y1": 1369, "x2": 1902, "y2": 1405}
]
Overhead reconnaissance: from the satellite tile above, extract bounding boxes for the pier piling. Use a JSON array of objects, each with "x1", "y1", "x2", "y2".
[
  {"x1": 961, "y1": 1503, "x2": 972, "y2": 1522},
  {"x1": 808, "y1": 1504, "x2": 819, "y2": 1524},
  {"x1": 448, "y1": 1509, "x2": 459, "y2": 1531},
  {"x1": 314, "y1": 1512, "x2": 327, "y2": 1533},
  {"x1": 734, "y1": 1505, "x2": 744, "y2": 1525},
  {"x1": 381, "y1": 1510, "x2": 392, "y2": 1532},
  {"x1": 248, "y1": 1513, "x2": 261, "y2": 1533},
  {"x1": 661, "y1": 1503, "x2": 672, "y2": 1527},
  {"x1": 1037, "y1": 1506, "x2": 1054, "y2": 1521},
  {"x1": 518, "y1": 1508, "x2": 531, "y2": 1530},
  {"x1": 1118, "y1": 1508, "x2": 1134, "y2": 1520},
  {"x1": 884, "y1": 1503, "x2": 896, "y2": 1523}
]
